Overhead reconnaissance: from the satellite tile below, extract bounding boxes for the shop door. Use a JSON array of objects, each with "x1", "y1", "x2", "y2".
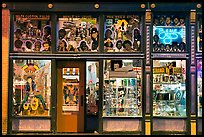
[{"x1": 57, "y1": 61, "x2": 85, "y2": 132}]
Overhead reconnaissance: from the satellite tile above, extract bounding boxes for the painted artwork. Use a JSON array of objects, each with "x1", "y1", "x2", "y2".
[
  {"x1": 104, "y1": 15, "x2": 141, "y2": 52},
  {"x1": 13, "y1": 60, "x2": 51, "y2": 116},
  {"x1": 14, "y1": 15, "x2": 51, "y2": 52},
  {"x1": 57, "y1": 15, "x2": 99, "y2": 52},
  {"x1": 62, "y1": 68, "x2": 79, "y2": 111}
]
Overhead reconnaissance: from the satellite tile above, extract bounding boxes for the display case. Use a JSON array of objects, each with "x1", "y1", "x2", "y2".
[
  {"x1": 152, "y1": 60, "x2": 186, "y2": 117},
  {"x1": 103, "y1": 60, "x2": 142, "y2": 117}
]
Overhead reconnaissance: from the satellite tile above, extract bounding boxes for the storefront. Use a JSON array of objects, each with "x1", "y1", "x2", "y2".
[{"x1": 2, "y1": 2, "x2": 202, "y2": 135}]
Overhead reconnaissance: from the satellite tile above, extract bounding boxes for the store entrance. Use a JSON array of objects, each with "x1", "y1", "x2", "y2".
[{"x1": 56, "y1": 61, "x2": 85, "y2": 133}]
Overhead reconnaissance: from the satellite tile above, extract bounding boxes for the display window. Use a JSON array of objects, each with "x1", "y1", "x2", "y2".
[
  {"x1": 13, "y1": 15, "x2": 51, "y2": 52},
  {"x1": 13, "y1": 60, "x2": 51, "y2": 116},
  {"x1": 152, "y1": 60, "x2": 186, "y2": 117},
  {"x1": 197, "y1": 59, "x2": 202, "y2": 117},
  {"x1": 57, "y1": 15, "x2": 99, "y2": 52},
  {"x1": 197, "y1": 14, "x2": 202, "y2": 52},
  {"x1": 152, "y1": 15, "x2": 186, "y2": 53},
  {"x1": 103, "y1": 59, "x2": 142, "y2": 117},
  {"x1": 104, "y1": 15, "x2": 142, "y2": 52},
  {"x1": 86, "y1": 61, "x2": 99, "y2": 115}
]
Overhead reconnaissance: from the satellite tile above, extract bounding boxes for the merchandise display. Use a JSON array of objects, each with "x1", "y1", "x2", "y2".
[
  {"x1": 153, "y1": 60, "x2": 186, "y2": 117},
  {"x1": 103, "y1": 60, "x2": 142, "y2": 117},
  {"x1": 86, "y1": 62, "x2": 99, "y2": 115}
]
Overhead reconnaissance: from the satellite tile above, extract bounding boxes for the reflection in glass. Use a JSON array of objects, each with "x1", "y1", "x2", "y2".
[
  {"x1": 14, "y1": 15, "x2": 51, "y2": 52},
  {"x1": 153, "y1": 60, "x2": 186, "y2": 117},
  {"x1": 62, "y1": 68, "x2": 79, "y2": 111},
  {"x1": 13, "y1": 60, "x2": 51, "y2": 116},
  {"x1": 197, "y1": 60, "x2": 202, "y2": 116},
  {"x1": 86, "y1": 62, "x2": 99, "y2": 115},
  {"x1": 57, "y1": 16, "x2": 99, "y2": 52},
  {"x1": 103, "y1": 59, "x2": 142, "y2": 117},
  {"x1": 104, "y1": 15, "x2": 141, "y2": 52},
  {"x1": 152, "y1": 15, "x2": 186, "y2": 52}
]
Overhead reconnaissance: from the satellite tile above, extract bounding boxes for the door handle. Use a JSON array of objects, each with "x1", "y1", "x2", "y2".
[{"x1": 81, "y1": 95, "x2": 83, "y2": 107}]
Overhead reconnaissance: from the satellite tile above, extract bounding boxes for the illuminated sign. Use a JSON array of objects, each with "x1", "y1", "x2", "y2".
[{"x1": 153, "y1": 26, "x2": 185, "y2": 44}]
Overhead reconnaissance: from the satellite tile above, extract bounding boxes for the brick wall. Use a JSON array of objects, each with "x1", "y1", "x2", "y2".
[{"x1": 2, "y1": 9, "x2": 9, "y2": 134}]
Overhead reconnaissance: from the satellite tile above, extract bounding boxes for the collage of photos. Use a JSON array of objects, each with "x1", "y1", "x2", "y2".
[
  {"x1": 104, "y1": 15, "x2": 142, "y2": 52},
  {"x1": 57, "y1": 16, "x2": 99, "y2": 52},
  {"x1": 14, "y1": 15, "x2": 51, "y2": 52}
]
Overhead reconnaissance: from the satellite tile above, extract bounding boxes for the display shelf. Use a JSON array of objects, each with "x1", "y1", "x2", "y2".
[
  {"x1": 152, "y1": 61, "x2": 186, "y2": 117},
  {"x1": 103, "y1": 77, "x2": 142, "y2": 117}
]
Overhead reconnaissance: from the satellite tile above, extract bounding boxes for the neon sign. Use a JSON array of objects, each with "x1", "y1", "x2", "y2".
[{"x1": 154, "y1": 26, "x2": 185, "y2": 44}]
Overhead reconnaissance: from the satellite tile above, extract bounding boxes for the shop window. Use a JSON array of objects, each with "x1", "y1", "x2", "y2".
[
  {"x1": 57, "y1": 15, "x2": 99, "y2": 52},
  {"x1": 86, "y1": 61, "x2": 99, "y2": 115},
  {"x1": 152, "y1": 15, "x2": 186, "y2": 52},
  {"x1": 13, "y1": 15, "x2": 51, "y2": 52},
  {"x1": 13, "y1": 60, "x2": 51, "y2": 116},
  {"x1": 103, "y1": 59, "x2": 142, "y2": 117},
  {"x1": 197, "y1": 15, "x2": 202, "y2": 52},
  {"x1": 153, "y1": 60, "x2": 186, "y2": 117},
  {"x1": 197, "y1": 60, "x2": 202, "y2": 117},
  {"x1": 104, "y1": 15, "x2": 142, "y2": 52}
]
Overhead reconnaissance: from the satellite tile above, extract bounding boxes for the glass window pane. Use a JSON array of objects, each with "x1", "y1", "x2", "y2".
[
  {"x1": 103, "y1": 59, "x2": 142, "y2": 117},
  {"x1": 153, "y1": 60, "x2": 186, "y2": 117},
  {"x1": 152, "y1": 15, "x2": 186, "y2": 52},
  {"x1": 13, "y1": 60, "x2": 51, "y2": 116},
  {"x1": 104, "y1": 15, "x2": 142, "y2": 52},
  {"x1": 197, "y1": 14, "x2": 202, "y2": 52},
  {"x1": 14, "y1": 15, "x2": 51, "y2": 52},
  {"x1": 57, "y1": 15, "x2": 99, "y2": 52},
  {"x1": 197, "y1": 60, "x2": 202, "y2": 117},
  {"x1": 62, "y1": 68, "x2": 80, "y2": 111},
  {"x1": 86, "y1": 61, "x2": 99, "y2": 115}
]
